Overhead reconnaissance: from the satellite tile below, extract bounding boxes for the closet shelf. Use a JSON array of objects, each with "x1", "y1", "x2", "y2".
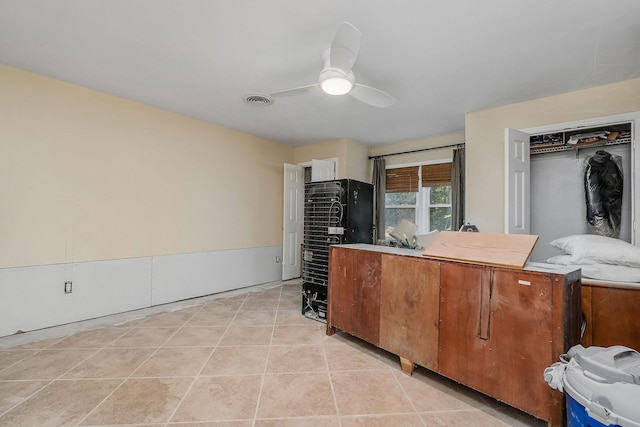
[
  {"x1": 530, "y1": 121, "x2": 632, "y2": 156},
  {"x1": 530, "y1": 136, "x2": 631, "y2": 155}
]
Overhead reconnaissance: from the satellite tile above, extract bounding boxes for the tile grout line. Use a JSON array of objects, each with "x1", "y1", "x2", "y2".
[
  {"x1": 391, "y1": 369, "x2": 429, "y2": 427},
  {"x1": 0, "y1": 279, "x2": 542, "y2": 427},
  {"x1": 323, "y1": 330, "x2": 343, "y2": 427},
  {"x1": 0, "y1": 332, "x2": 71, "y2": 379},
  {"x1": 162, "y1": 287, "x2": 252, "y2": 427},
  {"x1": 0, "y1": 378, "x2": 51, "y2": 419},
  {"x1": 249, "y1": 282, "x2": 284, "y2": 427},
  {"x1": 74, "y1": 301, "x2": 211, "y2": 427},
  {"x1": 1, "y1": 280, "x2": 294, "y2": 426},
  {"x1": 0, "y1": 325, "x2": 135, "y2": 422}
]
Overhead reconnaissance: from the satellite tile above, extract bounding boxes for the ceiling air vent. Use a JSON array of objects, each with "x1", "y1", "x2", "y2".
[{"x1": 243, "y1": 93, "x2": 274, "y2": 106}]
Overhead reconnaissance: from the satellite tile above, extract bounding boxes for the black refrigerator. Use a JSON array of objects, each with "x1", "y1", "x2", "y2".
[{"x1": 302, "y1": 179, "x2": 374, "y2": 322}]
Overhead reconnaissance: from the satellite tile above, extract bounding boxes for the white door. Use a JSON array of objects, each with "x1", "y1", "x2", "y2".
[
  {"x1": 505, "y1": 128, "x2": 531, "y2": 234},
  {"x1": 282, "y1": 163, "x2": 304, "y2": 280},
  {"x1": 311, "y1": 159, "x2": 336, "y2": 181}
]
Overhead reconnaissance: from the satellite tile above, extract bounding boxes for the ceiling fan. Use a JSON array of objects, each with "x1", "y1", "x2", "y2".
[{"x1": 270, "y1": 22, "x2": 396, "y2": 108}]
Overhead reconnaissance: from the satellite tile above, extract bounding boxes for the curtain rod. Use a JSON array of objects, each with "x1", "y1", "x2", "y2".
[{"x1": 369, "y1": 142, "x2": 464, "y2": 159}]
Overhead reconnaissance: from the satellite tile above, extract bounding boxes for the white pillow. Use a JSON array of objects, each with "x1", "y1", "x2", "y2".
[
  {"x1": 550, "y1": 234, "x2": 640, "y2": 268},
  {"x1": 546, "y1": 254, "x2": 640, "y2": 282},
  {"x1": 546, "y1": 254, "x2": 575, "y2": 265},
  {"x1": 547, "y1": 254, "x2": 602, "y2": 266},
  {"x1": 580, "y1": 264, "x2": 640, "y2": 282}
]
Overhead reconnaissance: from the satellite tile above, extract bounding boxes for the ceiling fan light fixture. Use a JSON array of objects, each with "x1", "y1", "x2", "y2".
[
  {"x1": 319, "y1": 68, "x2": 354, "y2": 95},
  {"x1": 269, "y1": 23, "x2": 394, "y2": 107}
]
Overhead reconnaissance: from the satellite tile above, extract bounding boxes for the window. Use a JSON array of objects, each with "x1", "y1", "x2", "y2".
[
  {"x1": 385, "y1": 162, "x2": 452, "y2": 238},
  {"x1": 423, "y1": 184, "x2": 452, "y2": 231}
]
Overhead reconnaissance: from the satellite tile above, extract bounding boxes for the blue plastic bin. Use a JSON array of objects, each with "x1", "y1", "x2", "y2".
[
  {"x1": 545, "y1": 345, "x2": 640, "y2": 427},
  {"x1": 566, "y1": 393, "x2": 619, "y2": 427}
]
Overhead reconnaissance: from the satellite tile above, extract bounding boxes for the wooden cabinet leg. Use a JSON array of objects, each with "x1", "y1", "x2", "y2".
[
  {"x1": 400, "y1": 357, "x2": 415, "y2": 375},
  {"x1": 326, "y1": 325, "x2": 338, "y2": 336}
]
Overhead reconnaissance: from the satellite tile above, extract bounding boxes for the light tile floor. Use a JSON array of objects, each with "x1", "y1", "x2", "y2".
[{"x1": 0, "y1": 279, "x2": 546, "y2": 426}]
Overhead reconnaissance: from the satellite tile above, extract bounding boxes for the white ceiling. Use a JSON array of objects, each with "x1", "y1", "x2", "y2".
[{"x1": 1, "y1": 0, "x2": 639, "y2": 146}]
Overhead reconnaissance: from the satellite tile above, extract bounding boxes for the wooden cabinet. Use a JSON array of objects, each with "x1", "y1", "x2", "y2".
[
  {"x1": 582, "y1": 281, "x2": 640, "y2": 350},
  {"x1": 379, "y1": 255, "x2": 440, "y2": 372},
  {"x1": 439, "y1": 262, "x2": 581, "y2": 425},
  {"x1": 328, "y1": 247, "x2": 381, "y2": 345},
  {"x1": 327, "y1": 244, "x2": 582, "y2": 427},
  {"x1": 327, "y1": 247, "x2": 440, "y2": 371}
]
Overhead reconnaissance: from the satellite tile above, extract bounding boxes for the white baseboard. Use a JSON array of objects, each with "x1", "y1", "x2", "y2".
[{"x1": 0, "y1": 246, "x2": 282, "y2": 338}]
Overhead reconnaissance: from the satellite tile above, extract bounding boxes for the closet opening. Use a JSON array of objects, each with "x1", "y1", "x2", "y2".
[
  {"x1": 505, "y1": 112, "x2": 639, "y2": 263},
  {"x1": 530, "y1": 122, "x2": 632, "y2": 262}
]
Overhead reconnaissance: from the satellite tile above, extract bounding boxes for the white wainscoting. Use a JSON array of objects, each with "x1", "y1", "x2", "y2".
[
  {"x1": 151, "y1": 246, "x2": 283, "y2": 305},
  {"x1": 0, "y1": 246, "x2": 282, "y2": 338}
]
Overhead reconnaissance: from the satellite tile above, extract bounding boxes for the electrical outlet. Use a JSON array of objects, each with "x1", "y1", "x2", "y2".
[{"x1": 64, "y1": 281, "x2": 72, "y2": 294}]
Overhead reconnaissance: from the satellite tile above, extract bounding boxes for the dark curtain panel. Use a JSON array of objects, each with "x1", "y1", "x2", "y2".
[
  {"x1": 451, "y1": 147, "x2": 465, "y2": 231},
  {"x1": 372, "y1": 157, "x2": 386, "y2": 242}
]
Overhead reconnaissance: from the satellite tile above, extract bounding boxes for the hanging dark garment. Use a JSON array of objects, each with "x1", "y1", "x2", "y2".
[{"x1": 584, "y1": 150, "x2": 623, "y2": 238}]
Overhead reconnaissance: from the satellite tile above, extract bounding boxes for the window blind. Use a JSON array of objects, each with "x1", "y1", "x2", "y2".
[
  {"x1": 385, "y1": 166, "x2": 419, "y2": 193},
  {"x1": 385, "y1": 163, "x2": 452, "y2": 192},
  {"x1": 422, "y1": 163, "x2": 452, "y2": 187}
]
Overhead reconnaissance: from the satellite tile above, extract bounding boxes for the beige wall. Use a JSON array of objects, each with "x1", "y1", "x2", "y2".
[
  {"x1": 294, "y1": 138, "x2": 345, "y2": 177},
  {"x1": 466, "y1": 78, "x2": 640, "y2": 233},
  {"x1": 6, "y1": 65, "x2": 637, "y2": 271},
  {"x1": 293, "y1": 138, "x2": 370, "y2": 182},
  {"x1": 368, "y1": 131, "x2": 464, "y2": 167},
  {"x1": 0, "y1": 64, "x2": 294, "y2": 269},
  {"x1": 345, "y1": 139, "x2": 371, "y2": 182},
  {"x1": 292, "y1": 132, "x2": 465, "y2": 185}
]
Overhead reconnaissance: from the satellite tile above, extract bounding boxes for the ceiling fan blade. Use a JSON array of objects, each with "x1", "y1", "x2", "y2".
[
  {"x1": 330, "y1": 21, "x2": 361, "y2": 72},
  {"x1": 349, "y1": 84, "x2": 396, "y2": 108},
  {"x1": 270, "y1": 84, "x2": 319, "y2": 98}
]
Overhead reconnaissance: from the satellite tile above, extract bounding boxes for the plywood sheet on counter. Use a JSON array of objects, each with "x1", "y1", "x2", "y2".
[{"x1": 422, "y1": 231, "x2": 538, "y2": 268}]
